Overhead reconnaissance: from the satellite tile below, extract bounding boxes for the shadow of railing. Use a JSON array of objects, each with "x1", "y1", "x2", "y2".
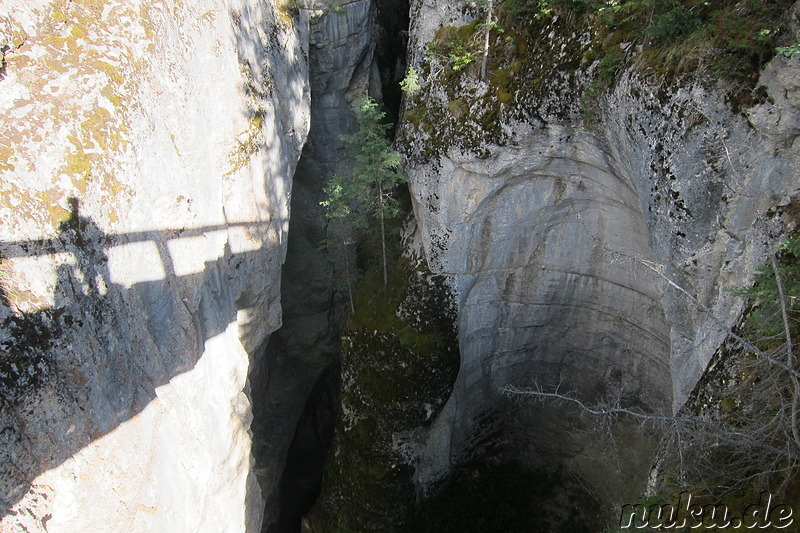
[
  {"x1": 0, "y1": 198, "x2": 276, "y2": 517},
  {"x1": 0, "y1": 0, "x2": 312, "y2": 523}
]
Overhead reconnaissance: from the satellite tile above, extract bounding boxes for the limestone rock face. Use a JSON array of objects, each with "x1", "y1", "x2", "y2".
[
  {"x1": 401, "y1": 0, "x2": 800, "y2": 505},
  {"x1": 250, "y1": 1, "x2": 376, "y2": 530},
  {"x1": 0, "y1": 1, "x2": 309, "y2": 532}
]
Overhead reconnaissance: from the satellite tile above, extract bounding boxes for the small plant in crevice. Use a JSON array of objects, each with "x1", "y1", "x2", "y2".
[
  {"x1": 329, "y1": 0, "x2": 347, "y2": 15},
  {"x1": 399, "y1": 65, "x2": 421, "y2": 95},
  {"x1": 777, "y1": 43, "x2": 800, "y2": 58},
  {"x1": 581, "y1": 51, "x2": 622, "y2": 123}
]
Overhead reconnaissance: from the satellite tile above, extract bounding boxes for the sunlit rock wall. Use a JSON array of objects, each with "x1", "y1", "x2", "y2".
[
  {"x1": 400, "y1": 0, "x2": 800, "y2": 506},
  {"x1": 0, "y1": 1, "x2": 309, "y2": 531}
]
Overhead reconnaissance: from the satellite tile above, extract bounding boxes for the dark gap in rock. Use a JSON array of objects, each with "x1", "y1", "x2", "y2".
[
  {"x1": 253, "y1": 0, "x2": 414, "y2": 529},
  {"x1": 272, "y1": 364, "x2": 339, "y2": 533},
  {"x1": 374, "y1": 0, "x2": 411, "y2": 127}
]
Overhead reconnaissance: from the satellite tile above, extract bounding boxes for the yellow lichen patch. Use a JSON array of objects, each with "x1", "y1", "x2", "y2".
[
  {"x1": 225, "y1": 113, "x2": 265, "y2": 176},
  {"x1": 63, "y1": 147, "x2": 93, "y2": 178},
  {"x1": 103, "y1": 174, "x2": 131, "y2": 197},
  {"x1": 89, "y1": 58, "x2": 124, "y2": 84},
  {"x1": 169, "y1": 133, "x2": 182, "y2": 157},
  {"x1": 35, "y1": 187, "x2": 66, "y2": 209},
  {"x1": 71, "y1": 175, "x2": 89, "y2": 196},
  {"x1": 43, "y1": 198, "x2": 72, "y2": 227},
  {"x1": 0, "y1": 18, "x2": 29, "y2": 50},
  {"x1": 7, "y1": 53, "x2": 32, "y2": 70},
  {"x1": 41, "y1": 33, "x2": 68, "y2": 51},
  {"x1": 0, "y1": 0, "x2": 167, "y2": 234},
  {"x1": 72, "y1": 0, "x2": 106, "y2": 15},
  {"x1": 45, "y1": 57, "x2": 71, "y2": 74},
  {"x1": 70, "y1": 23, "x2": 88, "y2": 40},
  {"x1": 140, "y1": 4, "x2": 155, "y2": 41},
  {"x1": 51, "y1": 9, "x2": 68, "y2": 23},
  {"x1": 0, "y1": 181, "x2": 68, "y2": 232},
  {"x1": 100, "y1": 85, "x2": 123, "y2": 108},
  {"x1": 0, "y1": 146, "x2": 15, "y2": 172},
  {"x1": 81, "y1": 107, "x2": 117, "y2": 152}
]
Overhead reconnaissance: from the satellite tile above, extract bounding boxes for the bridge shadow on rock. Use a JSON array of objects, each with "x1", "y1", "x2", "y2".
[
  {"x1": 0, "y1": 197, "x2": 276, "y2": 518},
  {"x1": 0, "y1": 0, "x2": 310, "y2": 524}
]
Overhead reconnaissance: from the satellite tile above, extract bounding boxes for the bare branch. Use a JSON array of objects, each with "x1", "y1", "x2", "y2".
[{"x1": 771, "y1": 255, "x2": 800, "y2": 449}]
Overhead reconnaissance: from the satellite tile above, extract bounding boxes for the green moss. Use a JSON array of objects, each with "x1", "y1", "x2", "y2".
[
  {"x1": 403, "y1": 106, "x2": 423, "y2": 129},
  {"x1": 447, "y1": 97, "x2": 469, "y2": 119},
  {"x1": 400, "y1": 0, "x2": 793, "y2": 161},
  {"x1": 489, "y1": 67, "x2": 514, "y2": 103},
  {"x1": 311, "y1": 207, "x2": 460, "y2": 531}
]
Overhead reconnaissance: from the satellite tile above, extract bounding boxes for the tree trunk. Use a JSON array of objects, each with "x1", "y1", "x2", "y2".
[
  {"x1": 480, "y1": 0, "x2": 493, "y2": 81},
  {"x1": 342, "y1": 232, "x2": 355, "y2": 315},
  {"x1": 378, "y1": 183, "x2": 388, "y2": 285},
  {"x1": 772, "y1": 255, "x2": 800, "y2": 449}
]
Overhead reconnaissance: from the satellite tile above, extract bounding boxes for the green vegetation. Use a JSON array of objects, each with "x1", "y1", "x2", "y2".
[
  {"x1": 309, "y1": 217, "x2": 460, "y2": 532},
  {"x1": 330, "y1": 1, "x2": 347, "y2": 15},
  {"x1": 425, "y1": 22, "x2": 481, "y2": 71},
  {"x1": 734, "y1": 236, "x2": 800, "y2": 343},
  {"x1": 777, "y1": 43, "x2": 800, "y2": 58},
  {"x1": 400, "y1": 0, "x2": 793, "y2": 160},
  {"x1": 276, "y1": 0, "x2": 303, "y2": 25},
  {"x1": 400, "y1": 66, "x2": 421, "y2": 95},
  {"x1": 581, "y1": 51, "x2": 622, "y2": 122},
  {"x1": 642, "y1": 233, "x2": 800, "y2": 510},
  {"x1": 643, "y1": 4, "x2": 701, "y2": 43},
  {"x1": 321, "y1": 97, "x2": 407, "y2": 286}
]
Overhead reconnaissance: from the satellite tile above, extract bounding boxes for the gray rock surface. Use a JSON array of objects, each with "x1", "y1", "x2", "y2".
[
  {"x1": 0, "y1": 1, "x2": 309, "y2": 531},
  {"x1": 401, "y1": 0, "x2": 800, "y2": 506},
  {"x1": 251, "y1": 1, "x2": 376, "y2": 530}
]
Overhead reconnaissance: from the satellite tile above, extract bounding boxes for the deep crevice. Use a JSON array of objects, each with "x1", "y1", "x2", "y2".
[
  {"x1": 374, "y1": 0, "x2": 411, "y2": 124},
  {"x1": 272, "y1": 364, "x2": 339, "y2": 533},
  {"x1": 251, "y1": 1, "x2": 412, "y2": 531}
]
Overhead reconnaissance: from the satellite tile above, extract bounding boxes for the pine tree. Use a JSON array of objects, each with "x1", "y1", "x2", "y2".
[{"x1": 321, "y1": 97, "x2": 406, "y2": 287}]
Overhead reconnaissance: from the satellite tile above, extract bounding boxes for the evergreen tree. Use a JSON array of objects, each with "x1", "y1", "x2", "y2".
[{"x1": 321, "y1": 97, "x2": 407, "y2": 287}]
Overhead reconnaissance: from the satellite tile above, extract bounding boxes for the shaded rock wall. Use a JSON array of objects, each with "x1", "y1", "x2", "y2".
[
  {"x1": 0, "y1": 1, "x2": 309, "y2": 531},
  {"x1": 401, "y1": 0, "x2": 800, "y2": 506},
  {"x1": 251, "y1": 0, "x2": 376, "y2": 530}
]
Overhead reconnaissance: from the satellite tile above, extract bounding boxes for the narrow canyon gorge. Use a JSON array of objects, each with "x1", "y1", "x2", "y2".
[{"x1": 1, "y1": 0, "x2": 799, "y2": 531}]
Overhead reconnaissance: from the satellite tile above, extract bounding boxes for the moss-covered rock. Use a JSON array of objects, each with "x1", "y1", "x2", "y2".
[
  {"x1": 397, "y1": 0, "x2": 795, "y2": 164},
  {"x1": 306, "y1": 250, "x2": 460, "y2": 532}
]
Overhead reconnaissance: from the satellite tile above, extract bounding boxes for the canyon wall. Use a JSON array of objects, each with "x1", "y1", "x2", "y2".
[
  {"x1": 0, "y1": 1, "x2": 309, "y2": 531},
  {"x1": 400, "y1": 0, "x2": 800, "y2": 505},
  {"x1": 252, "y1": 0, "x2": 376, "y2": 530},
  {"x1": 3, "y1": 0, "x2": 800, "y2": 529}
]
